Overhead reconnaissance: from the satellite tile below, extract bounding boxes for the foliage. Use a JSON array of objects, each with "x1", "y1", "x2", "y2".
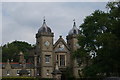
[
  {"x1": 2, "y1": 40, "x2": 33, "y2": 62},
  {"x1": 75, "y1": 2, "x2": 120, "y2": 77},
  {"x1": 63, "y1": 67, "x2": 75, "y2": 80},
  {"x1": 1, "y1": 77, "x2": 54, "y2": 80}
]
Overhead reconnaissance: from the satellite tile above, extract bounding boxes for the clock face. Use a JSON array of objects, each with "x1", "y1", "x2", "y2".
[
  {"x1": 60, "y1": 45, "x2": 64, "y2": 49},
  {"x1": 59, "y1": 44, "x2": 64, "y2": 50},
  {"x1": 44, "y1": 41, "x2": 50, "y2": 46}
]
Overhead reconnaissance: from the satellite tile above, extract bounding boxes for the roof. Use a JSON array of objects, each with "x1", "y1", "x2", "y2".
[
  {"x1": 38, "y1": 19, "x2": 52, "y2": 33},
  {"x1": 51, "y1": 69, "x2": 62, "y2": 75},
  {"x1": 1, "y1": 62, "x2": 34, "y2": 69},
  {"x1": 68, "y1": 21, "x2": 80, "y2": 35}
]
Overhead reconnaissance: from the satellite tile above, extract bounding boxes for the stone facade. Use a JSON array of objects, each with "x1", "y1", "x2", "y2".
[
  {"x1": 2, "y1": 61, "x2": 35, "y2": 77},
  {"x1": 36, "y1": 19, "x2": 81, "y2": 78},
  {"x1": 2, "y1": 19, "x2": 81, "y2": 78}
]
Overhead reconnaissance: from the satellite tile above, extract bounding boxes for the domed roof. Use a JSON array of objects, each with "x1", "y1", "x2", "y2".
[
  {"x1": 68, "y1": 20, "x2": 80, "y2": 35},
  {"x1": 38, "y1": 19, "x2": 51, "y2": 33}
]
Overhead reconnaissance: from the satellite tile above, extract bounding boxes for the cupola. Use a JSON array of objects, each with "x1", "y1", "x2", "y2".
[
  {"x1": 38, "y1": 18, "x2": 52, "y2": 33},
  {"x1": 68, "y1": 19, "x2": 80, "y2": 35}
]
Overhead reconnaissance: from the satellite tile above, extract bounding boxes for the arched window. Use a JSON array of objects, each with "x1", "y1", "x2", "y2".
[{"x1": 73, "y1": 30, "x2": 77, "y2": 34}]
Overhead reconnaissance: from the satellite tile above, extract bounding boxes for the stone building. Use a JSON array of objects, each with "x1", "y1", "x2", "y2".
[
  {"x1": 35, "y1": 18, "x2": 81, "y2": 78},
  {"x1": 2, "y1": 52, "x2": 35, "y2": 77},
  {"x1": 2, "y1": 18, "x2": 81, "y2": 78}
]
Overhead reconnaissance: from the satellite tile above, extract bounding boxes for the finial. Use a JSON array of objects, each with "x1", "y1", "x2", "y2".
[
  {"x1": 73, "y1": 19, "x2": 76, "y2": 27},
  {"x1": 60, "y1": 35, "x2": 62, "y2": 38},
  {"x1": 43, "y1": 16, "x2": 45, "y2": 22},
  {"x1": 73, "y1": 19, "x2": 75, "y2": 22}
]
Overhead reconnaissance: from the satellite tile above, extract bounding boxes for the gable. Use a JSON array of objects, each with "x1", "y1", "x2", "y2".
[{"x1": 53, "y1": 37, "x2": 70, "y2": 53}]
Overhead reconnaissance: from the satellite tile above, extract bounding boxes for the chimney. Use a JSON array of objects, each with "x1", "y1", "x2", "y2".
[{"x1": 19, "y1": 51, "x2": 25, "y2": 64}]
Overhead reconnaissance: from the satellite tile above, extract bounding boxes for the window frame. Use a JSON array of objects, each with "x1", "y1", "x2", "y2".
[
  {"x1": 45, "y1": 55, "x2": 51, "y2": 63},
  {"x1": 60, "y1": 55, "x2": 65, "y2": 66}
]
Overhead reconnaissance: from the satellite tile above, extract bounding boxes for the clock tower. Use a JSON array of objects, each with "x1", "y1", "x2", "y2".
[{"x1": 36, "y1": 18, "x2": 54, "y2": 78}]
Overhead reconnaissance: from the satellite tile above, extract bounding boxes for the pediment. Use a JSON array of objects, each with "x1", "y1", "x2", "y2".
[{"x1": 53, "y1": 36, "x2": 70, "y2": 53}]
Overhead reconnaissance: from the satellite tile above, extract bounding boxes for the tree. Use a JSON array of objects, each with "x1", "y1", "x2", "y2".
[
  {"x1": 75, "y1": 2, "x2": 120, "y2": 77},
  {"x1": 2, "y1": 41, "x2": 33, "y2": 62}
]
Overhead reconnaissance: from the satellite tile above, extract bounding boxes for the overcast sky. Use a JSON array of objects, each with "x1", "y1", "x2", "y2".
[{"x1": 2, "y1": 2, "x2": 107, "y2": 45}]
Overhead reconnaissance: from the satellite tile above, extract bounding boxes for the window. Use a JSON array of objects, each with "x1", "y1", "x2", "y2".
[
  {"x1": 37, "y1": 56, "x2": 40, "y2": 63},
  {"x1": 45, "y1": 55, "x2": 50, "y2": 63},
  {"x1": 73, "y1": 30, "x2": 77, "y2": 34},
  {"x1": 37, "y1": 70, "x2": 40, "y2": 76},
  {"x1": 46, "y1": 70, "x2": 49, "y2": 76},
  {"x1": 28, "y1": 70, "x2": 31, "y2": 76},
  {"x1": 17, "y1": 70, "x2": 19, "y2": 73},
  {"x1": 16, "y1": 70, "x2": 19, "y2": 75},
  {"x1": 7, "y1": 70, "x2": 10, "y2": 76},
  {"x1": 36, "y1": 70, "x2": 39, "y2": 76},
  {"x1": 56, "y1": 55, "x2": 58, "y2": 61},
  {"x1": 60, "y1": 55, "x2": 65, "y2": 66}
]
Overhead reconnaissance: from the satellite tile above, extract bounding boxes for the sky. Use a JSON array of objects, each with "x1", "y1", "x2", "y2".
[{"x1": 1, "y1": 2, "x2": 108, "y2": 45}]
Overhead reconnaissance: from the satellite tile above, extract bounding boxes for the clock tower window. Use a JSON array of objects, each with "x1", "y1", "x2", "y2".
[{"x1": 45, "y1": 55, "x2": 51, "y2": 63}]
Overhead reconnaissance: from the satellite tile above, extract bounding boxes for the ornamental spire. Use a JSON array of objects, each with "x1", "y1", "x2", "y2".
[
  {"x1": 42, "y1": 16, "x2": 48, "y2": 32},
  {"x1": 73, "y1": 19, "x2": 76, "y2": 28},
  {"x1": 43, "y1": 16, "x2": 46, "y2": 25},
  {"x1": 38, "y1": 17, "x2": 52, "y2": 33}
]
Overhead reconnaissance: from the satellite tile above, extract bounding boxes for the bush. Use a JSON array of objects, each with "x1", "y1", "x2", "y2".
[{"x1": 1, "y1": 77, "x2": 54, "y2": 80}]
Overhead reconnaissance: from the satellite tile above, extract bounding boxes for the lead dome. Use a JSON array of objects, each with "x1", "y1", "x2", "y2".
[
  {"x1": 68, "y1": 20, "x2": 80, "y2": 35},
  {"x1": 38, "y1": 19, "x2": 51, "y2": 33}
]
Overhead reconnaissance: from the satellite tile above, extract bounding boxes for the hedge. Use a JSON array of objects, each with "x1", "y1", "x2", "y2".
[
  {"x1": 1, "y1": 77, "x2": 54, "y2": 80},
  {"x1": 1, "y1": 77, "x2": 106, "y2": 80}
]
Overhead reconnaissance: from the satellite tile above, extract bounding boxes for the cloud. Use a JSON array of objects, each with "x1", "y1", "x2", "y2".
[
  {"x1": 2, "y1": 2, "x2": 107, "y2": 45},
  {"x1": 1, "y1": 0, "x2": 110, "y2": 2},
  {"x1": 0, "y1": 3, "x2": 2, "y2": 45}
]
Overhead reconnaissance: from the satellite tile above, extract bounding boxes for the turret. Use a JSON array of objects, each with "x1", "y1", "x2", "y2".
[
  {"x1": 66, "y1": 19, "x2": 80, "y2": 51},
  {"x1": 36, "y1": 18, "x2": 54, "y2": 78}
]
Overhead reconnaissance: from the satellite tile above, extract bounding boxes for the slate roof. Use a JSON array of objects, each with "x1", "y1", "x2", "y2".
[
  {"x1": 1, "y1": 63, "x2": 34, "y2": 69},
  {"x1": 68, "y1": 21, "x2": 80, "y2": 35},
  {"x1": 38, "y1": 19, "x2": 52, "y2": 33}
]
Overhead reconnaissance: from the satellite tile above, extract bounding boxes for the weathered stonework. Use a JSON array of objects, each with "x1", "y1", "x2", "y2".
[{"x1": 2, "y1": 19, "x2": 82, "y2": 78}]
